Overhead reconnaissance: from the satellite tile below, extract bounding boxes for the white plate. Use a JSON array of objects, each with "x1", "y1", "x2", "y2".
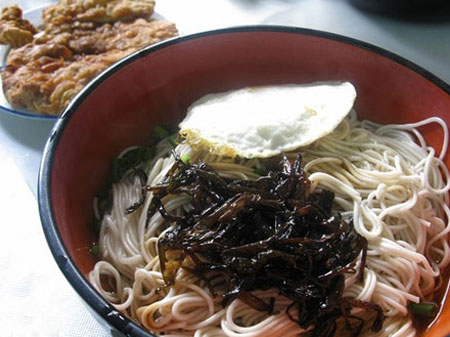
[
  {"x1": 0, "y1": 4, "x2": 54, "y2": 119},
  {"x1": 0, "y1": 4, "x2": 170, "y2": 120}
]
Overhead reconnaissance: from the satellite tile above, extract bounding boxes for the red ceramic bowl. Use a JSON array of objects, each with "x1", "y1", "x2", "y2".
[{"x1": 38, "y1": 26, "x2": 450, "y2": 337}]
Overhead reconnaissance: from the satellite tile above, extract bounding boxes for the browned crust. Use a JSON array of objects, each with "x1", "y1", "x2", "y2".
[
  {"x1": 0, "y1": 5, "x2": 37, "y2": 47},
  {"x1": 0, "y1": 0, "x2": 177, "y2": 115}
]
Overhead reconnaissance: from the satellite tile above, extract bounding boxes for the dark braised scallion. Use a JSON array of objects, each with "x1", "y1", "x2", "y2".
[{"x1": 150, "y1": 154, "x2": 384, "y2": 337}]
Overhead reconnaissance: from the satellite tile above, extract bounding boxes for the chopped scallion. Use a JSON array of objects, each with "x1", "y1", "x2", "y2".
[
  {"x1": 91, "y1": 244, "x2": 100, "y2": 256},
  {"x1": 180, "y1": 154, "x2": 190, "y2": 164},
  {"x1": 253, "y1": 167, "x2": 266, "y2": 176},
  {"x1": 110, "y1": 146, "x2": 155, "y2": 184},
  {"x1": 167, "y1": 135, "x2": 177, "y2": 148},
  {"x1": 111, "y1": 158, "x2": 121, "y2": 183},
  {"x1": 93, "y1": 219, "x2": 102, "y2": 235},
  {"x1": 144, "y1": 159, "x2": 153, "y2": 174},
  {"x1": 153, "y1": 125, "x2": 170, "y2": 140},
  {"x1": 408, "y1": 301, "x2": 438, "y2": 318}
]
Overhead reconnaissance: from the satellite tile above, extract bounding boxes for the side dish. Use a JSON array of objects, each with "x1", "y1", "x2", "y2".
[{"x1": 0, "y1": 0, "x2": 178, "y2": 115}]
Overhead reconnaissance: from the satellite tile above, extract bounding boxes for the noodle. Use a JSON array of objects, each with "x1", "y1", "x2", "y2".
[{"x1": 89, "y1": 111, "x2": 450, "y2": 336}]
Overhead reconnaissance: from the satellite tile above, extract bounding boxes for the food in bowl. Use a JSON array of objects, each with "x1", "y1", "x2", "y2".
[
  {"x1": 88, "y1": 81, "x2": 450, "y2": 336},
  {"x1": 0, "y1": 0, "x2": 177, "y2": 115}
]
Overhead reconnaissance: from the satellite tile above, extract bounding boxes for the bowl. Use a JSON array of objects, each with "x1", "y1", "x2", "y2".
[{"x1": 38, "y1": 26, "x2": 450, "y2": 337}]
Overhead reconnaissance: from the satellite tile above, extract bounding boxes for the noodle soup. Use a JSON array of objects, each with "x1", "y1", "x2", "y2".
[{"x1": 89, "y1": 87, "x2": 450, "y2": 337}]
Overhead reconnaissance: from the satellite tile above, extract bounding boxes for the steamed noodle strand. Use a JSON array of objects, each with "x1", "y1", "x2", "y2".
[{"x1": 90, "y1": 112, "x2": 450, "y2": 336}]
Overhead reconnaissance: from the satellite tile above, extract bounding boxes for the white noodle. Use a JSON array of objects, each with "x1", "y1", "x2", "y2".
[{"x1": 89, "y1": 114, "x2": 450, "y2": 337}]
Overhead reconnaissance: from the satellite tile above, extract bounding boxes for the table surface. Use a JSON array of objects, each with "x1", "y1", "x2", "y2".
[{"x1": 0, "y1": 1, "x2": 448, "y2": 336}]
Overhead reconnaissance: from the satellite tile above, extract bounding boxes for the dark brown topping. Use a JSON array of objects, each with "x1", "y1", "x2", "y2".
[{"x1": 149, "y1": 154, "x2": 384, "y2": 337}]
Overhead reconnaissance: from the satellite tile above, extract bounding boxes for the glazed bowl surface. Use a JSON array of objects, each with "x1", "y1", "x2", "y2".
[{"x1": 38, "y1": 26, "x2": 450, "y2": 337}]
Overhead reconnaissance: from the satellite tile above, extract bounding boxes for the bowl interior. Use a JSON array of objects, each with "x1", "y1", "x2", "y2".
[{"x1": 43, "y1": 28, "x2": 450, "y2": 336}]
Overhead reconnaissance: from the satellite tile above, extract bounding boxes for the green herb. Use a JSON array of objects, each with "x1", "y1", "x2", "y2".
[
  {"x1": 123, "y1": 146, "x2": 155, "y2": 165},
  {"x1": 92, "y1": 124, "x2": 177, "y2": 252},
  {"x1": 98, "y1": 145, "x2": 156, "y2": 236},
  {"x1": 167, "y1": 135, "x2": 178, "y2": 148},
  {"x1": 144, "y1": 159, "x2": 153, "y2": 174},
  {"x1": 111, "y1": 158, "x2": 121, "y2": 183},
  {"x1": 180, "y1": 154, "x2": 190, "y2": 164},
  {"x1": 91, "y1": 244, "x2": 99, "y2": 256},
  {"x1": 153, "y1": 125, "x2": 170, "y2": 140},
  {"x1": 110, "y1": 146, "x2": 155, "y2": 184},
  {"x1": 253, "y1": 167, "x2": 267, "y2": 176},
  {"x1": 93, "y1": 218, "x2": 102, "y2": 236},
  {"x1": 97, "y1": 198, "x2": 110, "y2": 216},
  {"x1": 408, "y1": 301, "x2": 438, "y2": 318}
]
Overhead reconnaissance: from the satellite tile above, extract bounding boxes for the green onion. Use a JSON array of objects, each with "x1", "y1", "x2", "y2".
[
  {"x1": 180, "y1": 154, "x2": 190, "y2": 164},
  {"x1": 123, "y1": 146, "x2": 155, "y2": 164},
  {"x1": 98, "y1": 198, "x2": 109, "y2": 214},
  {"x1": 111, "y1": 158, "x2": 121, "y2": 183},
  {"x1": 153, "y1": 125, "x2": 170, "y2": 140},
  {"x1": 167, "y1": 135, "x2": 177, "y2": 148},
  {"x1": 408, "y1": 301, "x2": 438, "y2": 318},
  {"x1": 93, "y1": 218, "x2": 102, "y2": 235},
  {"x1": 144, "y1": 159, "x2": 153, "y2": 174},
  {"x1": 110, "y1": 146, "x2": 155, "y2": 183},
  {"x1": 91, "y1": 244, "x2": 100, "y2": 256},
  {"x1": 253, "y1": 167, "x2": 266, "y2": 176}
]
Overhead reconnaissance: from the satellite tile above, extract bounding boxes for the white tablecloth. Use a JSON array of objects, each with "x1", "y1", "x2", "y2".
[{"x1": 0, "y1": 1, "x2": 448, "y2": 336}]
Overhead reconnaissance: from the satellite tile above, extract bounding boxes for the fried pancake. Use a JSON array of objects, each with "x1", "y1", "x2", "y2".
[
  {"x1": 0, "y1": 5, "x2": 37, "y2": 47},
  {"x1": 0, "y1": 0, "x2": 177, "y2": 115},
  {"x1": 42, "y1": 0, "x2": 156, "y2": 34}
]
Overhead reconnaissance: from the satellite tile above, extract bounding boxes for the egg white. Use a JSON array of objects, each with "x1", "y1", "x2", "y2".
[{"x1": 179, "y1": 81, "x2": 357, "y2": 158}]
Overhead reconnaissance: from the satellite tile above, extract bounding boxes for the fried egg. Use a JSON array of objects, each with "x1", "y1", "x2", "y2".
[{"x1": 179, "y1": 81, "x2": 357, "y2": 158}]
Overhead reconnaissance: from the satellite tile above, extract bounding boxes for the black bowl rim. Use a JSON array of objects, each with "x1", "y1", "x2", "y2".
[{"x1": 38, "y1": 25, "x2": 450, "y2": 337}]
